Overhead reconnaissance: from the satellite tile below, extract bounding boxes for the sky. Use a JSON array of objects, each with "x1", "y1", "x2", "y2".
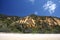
[{"x1": 0, "y1": 0, "x2": 60, "y2": 17}]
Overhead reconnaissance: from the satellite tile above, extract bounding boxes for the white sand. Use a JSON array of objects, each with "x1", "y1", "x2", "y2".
[{"x1": 0, "y1": 33, "x2": 60, "y2": 40}]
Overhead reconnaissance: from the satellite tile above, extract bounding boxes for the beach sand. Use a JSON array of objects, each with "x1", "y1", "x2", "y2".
[{"x1": 0, "y1": 33, "x2": 60, "y2": 40}]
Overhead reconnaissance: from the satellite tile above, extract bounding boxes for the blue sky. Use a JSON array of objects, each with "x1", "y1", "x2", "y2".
[{"x1": 0, "y1": 0, "x2": 60, "y2": 17}]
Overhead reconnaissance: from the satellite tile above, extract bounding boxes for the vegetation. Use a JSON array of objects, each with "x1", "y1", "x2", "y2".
[{"x1": 0, "y1": 14, "x2": 60, "y2": 33}]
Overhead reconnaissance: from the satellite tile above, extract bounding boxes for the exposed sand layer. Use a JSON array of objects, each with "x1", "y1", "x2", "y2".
[{"x1": 0, "y1": 33, "x2": 60, "y2": 40}]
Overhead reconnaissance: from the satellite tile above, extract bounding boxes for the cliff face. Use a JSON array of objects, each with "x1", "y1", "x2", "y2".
[
  {"x1": 0, "y1": 14, "x2": 60, "y2": 33},
  {"x1": 17, "y1": 15, "x2": 60, "y2": 28}
]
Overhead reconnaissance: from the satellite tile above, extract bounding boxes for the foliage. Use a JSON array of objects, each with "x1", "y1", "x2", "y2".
[{"x1": 0, "y1": 14, "x2": 60, "y2": 33}]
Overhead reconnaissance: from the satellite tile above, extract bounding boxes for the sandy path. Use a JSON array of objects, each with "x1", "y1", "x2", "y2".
[{"x1": 0, "y1": 33, "x2": 60, "y2": 40}]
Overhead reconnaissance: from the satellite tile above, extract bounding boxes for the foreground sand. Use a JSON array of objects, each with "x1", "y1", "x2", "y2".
[{"x1": 0, "y1": 33, "x2": 60, "y2": 40}]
